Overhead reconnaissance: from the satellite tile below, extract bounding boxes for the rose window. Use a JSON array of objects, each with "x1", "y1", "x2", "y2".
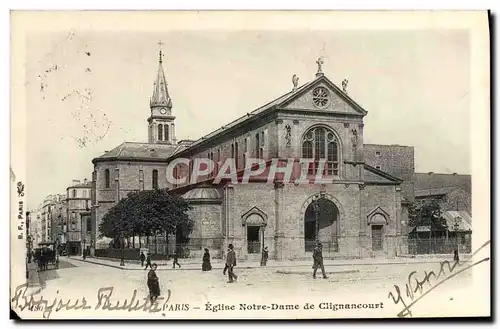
[{"x1": 312, "y1": 87, "x2": 330, "y2": 108}]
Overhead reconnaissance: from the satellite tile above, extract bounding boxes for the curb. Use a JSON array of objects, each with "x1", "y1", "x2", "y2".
[
  {"x1": 70, "y1": 257, "x2": 463, "y2": 271},
  {"x1": 276, "y1": 269, "x2": 360, "y2": 275},
  {"x1": 73, "y1": 258, "x2": 266, "y2": 271}
]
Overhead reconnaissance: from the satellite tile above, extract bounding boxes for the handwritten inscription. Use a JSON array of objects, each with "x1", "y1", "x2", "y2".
[
  {"x1": 388, "y1": 240, "x2": 491, "y2": 317},
  {"x1": 11, "y1": 284, "x2": 182, "y2": 319}
]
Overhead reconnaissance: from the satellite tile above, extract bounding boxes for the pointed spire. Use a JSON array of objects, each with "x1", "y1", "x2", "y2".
[
  {"x1": 158, "y1": 41, "x2": 163, "y2": 64},
  {"x1": 150, "y1": 41, "x2": 172, "y2": 109}
]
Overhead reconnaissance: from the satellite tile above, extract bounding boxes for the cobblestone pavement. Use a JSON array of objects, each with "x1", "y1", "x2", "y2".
[{"x1": 13, "y1": 256, "x2": 485, "y2": 320}]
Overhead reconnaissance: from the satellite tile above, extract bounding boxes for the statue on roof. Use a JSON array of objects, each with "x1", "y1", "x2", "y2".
[
  {"x1": 316, "y1": 57, "x2": 324, "y2": 74},
  {"x1": 292, "y1": 74, "x2": 299, "y2": 91},
  {"x1": 342, "y1": 79, "x2": 348, "y2": 94}
]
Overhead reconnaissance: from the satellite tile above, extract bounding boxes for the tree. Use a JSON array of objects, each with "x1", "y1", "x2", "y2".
[
  {"x1": 98, "y1": 189, "x2": 193, "y2": 245},
  {"x1": 408, "y1": 199, "x2": 448, "y2": 234}
]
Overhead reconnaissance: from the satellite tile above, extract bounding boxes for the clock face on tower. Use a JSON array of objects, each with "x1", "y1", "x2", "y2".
[{"x1": 160, "y1": 108, "x2": 167, "y2": 115}]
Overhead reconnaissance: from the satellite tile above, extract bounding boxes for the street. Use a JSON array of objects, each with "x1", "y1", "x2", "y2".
[{"x1": 13, "y1": 256, "x2": 483, "y2": 320}]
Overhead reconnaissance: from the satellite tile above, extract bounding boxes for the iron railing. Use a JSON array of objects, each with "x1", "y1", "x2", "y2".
[{"x1": 408, "y1": 237, "x2": 471, "y2": 255}]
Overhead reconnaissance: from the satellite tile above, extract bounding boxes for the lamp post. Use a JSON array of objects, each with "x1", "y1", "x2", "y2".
[
  {"x1": 313, "y1": 191, "x2": 327, "y2": 244},
  {"x1": 453, "y1": 217, "x2": 460, "y2": 252},
  {"x1": 312, "y1": 196, "x2": 320, "y2": 243},
  {"x1": 120, "y1": 210, "x2": 125, "y2": 266},
  {"x1": 27, "y1": 235, "x2": 32, "y2": 263},
  {"x1": 55, "y1": 237, "x2": 60, "y2": 266}
]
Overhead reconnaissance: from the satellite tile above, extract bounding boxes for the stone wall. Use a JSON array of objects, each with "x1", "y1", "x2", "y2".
[
  {"x1": 364, "y1": 144, "x2": 415, "y2": 201},
  {"x1": 93, "y1": 160, "x2": 172, "y2": 240},
  {"x1": 231, "y1": 183, "x2": 276, "y2": 260},
  {"x1": 186, "y1": 202, "x2": 223, "y2": 258}
]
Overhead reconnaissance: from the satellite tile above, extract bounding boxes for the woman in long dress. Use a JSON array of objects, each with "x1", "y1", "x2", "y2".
[
  {"x1": 202, "y1": 248, "x2": 212, "y2": 271},
  {"x1": 147, "y1": 263, "x2": 161, "y2": 302}
]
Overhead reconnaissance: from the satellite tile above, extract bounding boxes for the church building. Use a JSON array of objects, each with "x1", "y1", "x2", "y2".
[{"x1": 91, "y1": 49, "x2": 410, "y2": 260}]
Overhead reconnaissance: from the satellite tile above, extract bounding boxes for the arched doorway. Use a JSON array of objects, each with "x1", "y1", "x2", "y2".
[{"x1": 304, "y1": 198, "x2": 340, "y2": 252}]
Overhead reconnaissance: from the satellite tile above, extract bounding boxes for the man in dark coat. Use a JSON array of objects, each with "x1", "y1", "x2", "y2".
[
  {"x1": 226, "y1": 244, "x2": 238, "y2": 283},
  {"x1": 453, "y1": 248, "x2": 460, "y2": 263},
  {"x1": 261, "y1": 246, "x2": 269, "y2": 266},
  {"x1": 223, "y1": 247, "x2": 230, "y2": 275},
  {"x1": 144, "y1": 253, "x2": 152, "y2": 270},
  {"x1": 147, "y1": 263, "x2": 161, "y2": 303},
  {"x1": 140, "y1": 252, "x2": 146, "y2": 267},
  {"x1": 312, "y1": 242, "x2": 328, "y2": 279},
  {"x1": 172, "y1": 252, "x2": 181, "y2": 268},
  {"x1": 202, "y1": 248, "x2": 212, "y2": 271}
]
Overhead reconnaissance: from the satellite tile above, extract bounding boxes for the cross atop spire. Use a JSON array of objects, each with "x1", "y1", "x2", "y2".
[{"x1": 158, "y1": 40, "x2": 164, "y2": 64}]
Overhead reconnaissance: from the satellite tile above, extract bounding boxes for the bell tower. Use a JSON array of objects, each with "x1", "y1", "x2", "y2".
[{"x1": 148, "y1": 42, "x2": 176, "y2": 144}]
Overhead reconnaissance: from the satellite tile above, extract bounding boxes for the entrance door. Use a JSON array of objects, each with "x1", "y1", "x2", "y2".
[
  {"x1": 371, "y1": 225, "x2": 383, "y2": 251},
  {"x1": 247, "y1": 226, "x2": 261, "y2": 254}
]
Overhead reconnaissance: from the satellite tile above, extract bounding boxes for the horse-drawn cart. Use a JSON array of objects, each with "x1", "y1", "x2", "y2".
[{"x1": 34, "y1": 242, "x2": 59, "y2": 271}]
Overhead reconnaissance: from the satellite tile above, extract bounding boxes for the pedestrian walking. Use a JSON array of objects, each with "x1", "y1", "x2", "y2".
[
  {"x1": 140, "y1": 251, "x2": 146, "y2": 267},
  {"x1": 172, "y1": 252, "x2": 181, "y2": 269},
  {"x1": 144, "y1": 253, "x2": 152, "y2": 270},
  {"x1": 147, "y1": 263, "x2": 161, "y2": 303},
  {"x1": 223, "y1": 247, "x2": 230, "y2": 275},
  {"x1": 453, "y1": 248, "x2": 460, "y2": 263},
  {"x1": 312, "y1": 242, "x2": 328, "y2": 279},
  {"x1": 261, "y1": 246, "x2": 269, "y2": 266},
  {"x1": 202, "y1": 248, "x2": 212, "y2": 271},
  {"x1": 226, "y1": 244, "x2": 238, "y2": 283}
]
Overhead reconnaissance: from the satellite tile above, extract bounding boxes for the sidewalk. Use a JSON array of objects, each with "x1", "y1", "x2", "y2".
[{"x1": 69, "y1": 254, "x2": 462, "y2": 271}]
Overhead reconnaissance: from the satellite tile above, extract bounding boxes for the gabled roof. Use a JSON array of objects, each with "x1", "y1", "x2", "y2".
[
  {"x1": 92, "y1": 142, "x2": 177, "y2": 163},
  {"x1": 278, "y1": 74, "x2": 368, "y2": 116},
  {"x1": 363, "y1": 164, "x2": 403, "y2": 185},
  {"x1": 168, "y1": 74, "x2": 368, "y2": 158}
]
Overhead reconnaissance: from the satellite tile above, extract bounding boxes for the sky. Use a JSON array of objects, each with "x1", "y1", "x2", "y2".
[{"x1": 24, "y1": 28, "x2": 471, "y2": 210}]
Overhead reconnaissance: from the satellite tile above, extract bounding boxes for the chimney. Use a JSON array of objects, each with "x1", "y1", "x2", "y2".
[
  {"x1": 84, "y1": 178, "x2": 88, "y2": 184},
  {"x1": 72, "y1": 179, "x2": 81, "y2": 185}
]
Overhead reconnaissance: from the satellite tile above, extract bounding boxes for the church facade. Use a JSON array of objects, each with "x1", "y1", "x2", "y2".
[{"x1": 91, "y1": 50, "x2": 410, "y2": 260}]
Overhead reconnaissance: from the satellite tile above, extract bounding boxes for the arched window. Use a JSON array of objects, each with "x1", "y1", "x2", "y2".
[
  {"x1": 72, "y1": 189, "x2": 77, "y2": 198},
  {"x1": 104, "y1": 169, "x2": 110, "y2": 188},
  {"x1": 152, "y1": 169, "x2": 159, "y2": 189},
  {"x1": 302, "y1": 126, "x2": 339, "y2": 176},
  {"x1": 158, "y1": 124, "x2": 163, "y2": 141},
  {"x1": 165, "y1": 125, "x2": 169, "y2": 141}
]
